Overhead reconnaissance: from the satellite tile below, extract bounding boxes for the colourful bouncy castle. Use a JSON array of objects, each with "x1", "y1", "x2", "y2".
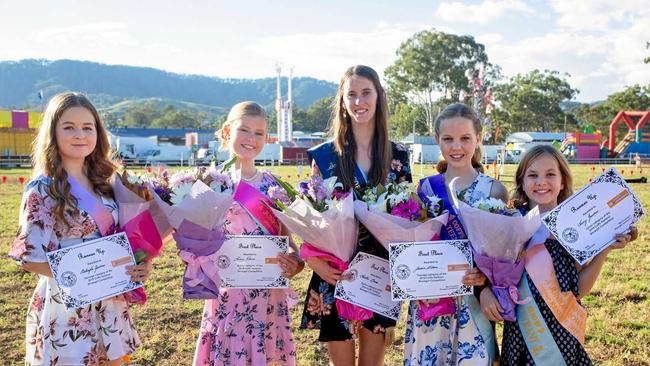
[
  {"x1": 0, "y1": 110, "x2": 43, "y2": 157},
  {"x1": 602, "y1": 111, "x2": 650, "y2": 158},
  {"x1": 561, "y1": 131, "x2": 602, "y2": 162}
]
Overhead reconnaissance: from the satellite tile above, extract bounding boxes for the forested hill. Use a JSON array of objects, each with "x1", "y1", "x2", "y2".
[{"x1": 0, "y1": 59, "x2": 337, "y2": 109}]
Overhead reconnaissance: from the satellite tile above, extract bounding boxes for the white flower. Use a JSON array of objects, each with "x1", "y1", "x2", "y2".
[
  {"x1": 368, "y1": 192, "x2": 388, "y2": 213},
  {"x1": 126, "y1": 171, "x2": 144, "y2": 185},
  {"x1": 170, "y1": 182, "x2": 193, "y2": 205}
]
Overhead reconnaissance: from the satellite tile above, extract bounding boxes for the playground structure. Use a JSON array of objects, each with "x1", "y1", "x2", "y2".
[
  {"x1": 0, "y1": 110, "x2": 43, "y2": 157},
  {"x1": 602, "y1": 111, "x2": 650, "y2": 158},
  {"x1": 561, "y1": 131, "x2": 602, "y2": 162}
]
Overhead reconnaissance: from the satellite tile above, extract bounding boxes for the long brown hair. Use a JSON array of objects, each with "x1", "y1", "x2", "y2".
[
  {"x1": 329, "y1": 65, "x2": 391, "y2": 189},
  {"x1": 511, "y1": 145, "x2": 573, "y2": 210},
  {"x1": 32, "y1": 92, "x2": 118, "y2": 225},
  {"x1": 434, "y1": 103, "x2": 484, "y2": 173}
]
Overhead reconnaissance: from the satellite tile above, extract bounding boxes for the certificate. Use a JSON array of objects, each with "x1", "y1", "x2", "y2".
[
  {"x1": 216, "y1": 235, "x2": 288, "y2": 288},
  {"x1": 46, "y1": 232, "x2": 142, "y2": 310},
  {"x1": 389, "y1": 240, "x2": 473, "y2": 300},
  {"x1": 334, "y1": 252, "x2": 401, "y2": 321},
  {"x1": 543, "y1": 168, "x2": 645, "y2": 265}
]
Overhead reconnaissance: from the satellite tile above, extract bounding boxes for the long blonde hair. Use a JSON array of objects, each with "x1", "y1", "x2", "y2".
[
  {"x1": 32, "y1": 92, "x2": 118, "y2": 225},
  {"x1": 216, "y1": 101, "x2": 267, "y2": 149},
  {"x1": 511, "y1": 145, "x2": 573, "y2": 210},
  {"x1": 434, "y1": 103, "x2": 484, "y2": 173},
  {"x1": 329, "y1": 65, "x2": 391, "y2": 189}
]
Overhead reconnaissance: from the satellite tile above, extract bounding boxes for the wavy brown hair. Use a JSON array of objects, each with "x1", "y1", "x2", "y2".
[
  {"x1": 511, "y1": 145, "x2": 573, "y2": 210},
  {"x1": 32, "y1": 92, "x2": 118, "y2": 226},
  {"x1": 434, "y1": 103, "x2": 484, "y2": 174},
  {"x1": 329, "y1": 65, "x2": 391, "y2": 189}
]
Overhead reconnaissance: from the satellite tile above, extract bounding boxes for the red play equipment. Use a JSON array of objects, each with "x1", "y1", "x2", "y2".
[{"x1": 602, "y1": 111, "x2": 650, "y2": 158}]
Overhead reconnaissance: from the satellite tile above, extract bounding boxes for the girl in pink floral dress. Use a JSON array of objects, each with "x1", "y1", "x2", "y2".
[
  {"x1": 8, "y1": 92, "x2": 151, "y2": 365},
  {"x1": 192, "y1": 101, "x2": 304, "y2": 366}
]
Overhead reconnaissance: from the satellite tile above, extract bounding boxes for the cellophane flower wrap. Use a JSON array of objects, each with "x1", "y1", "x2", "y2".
[
  {"x1": 355, "y1": 181, "x2": 450, "y2": 320},
  {"x1": 112, "y1": 170, "x2": 173, "y2": 305},
  {"x1": 151, "y1": 158, "x2": 236, "y2": 299},
  {"x1": 450, "y1": 177, "x2": 541, "y2": 321},
  {"x1": 354, "y1": 181, "x2": 449, "y2": 249},
  {"x1": 268, "y1": 175, "x2": 367, "y2": 320}
]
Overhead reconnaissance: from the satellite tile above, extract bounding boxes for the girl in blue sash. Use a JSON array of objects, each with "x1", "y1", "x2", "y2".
[
  {"x1": 299, "y1": 65, "x2": 412, "y2": 366},
  {"x1": 8, "y1": 93, "x2": 150, "y2": 365},
  {"x1": 192, "y1": 101, "x2": 304, "y2": 366},
  {"x1": 501, "y1": 145, "x2": 638, "y2": 366},
  {"x1": 404, "y1": 103, "x2": 508, "y2": 366}
]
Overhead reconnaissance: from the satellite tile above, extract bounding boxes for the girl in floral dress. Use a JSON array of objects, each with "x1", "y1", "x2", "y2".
[
  {"x1": 299, "y1": 65, "x2": 412, "y2": 366},
  {"x1": 404, "y1": 103, "x2": 508, "y2": 366},
  {"x1": 192, "y1": 101, "x2": 304, "y2": 366},
  {"x1": 8, "y1": 92, "x2": 151, "y2": 366}
]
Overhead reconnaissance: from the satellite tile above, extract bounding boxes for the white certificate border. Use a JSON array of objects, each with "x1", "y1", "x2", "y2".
[
  {"x1": 543, "y1": 168, "x2": 645, "y2": 264},
  {"x1": 334, "y1": 252, "x2": 401, "y2": 321},
  {"x1": 47, "y1": 232, "x2": 141, "y2": 309},
  {"x1": 389, "y1": 240, "x2": 473, "y2": 300},
  {"x1": 218, "y1": 235, "x2": 289, "y2": 289}
]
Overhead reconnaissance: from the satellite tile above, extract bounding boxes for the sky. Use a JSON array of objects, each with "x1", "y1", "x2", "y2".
[{"x1": 1, "y1": 0, "x2": 648, "y2": 102}]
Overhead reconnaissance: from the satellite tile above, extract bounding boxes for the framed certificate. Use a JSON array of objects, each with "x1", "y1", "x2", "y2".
[
  {"x1": 543, "y1": 168, "x2": 645, "y2": 265},
  {"x1": 216, "y1": 235, "x2": 288, "y2": 288},
  {"x1": 46, "y1": 232, "x2": 142, "y2": 310},
  {"x1": 334, "y1": 252, "x2": 401, "y2": 321},
  {"x1": 389, "y1": 240, "x2": 473, "y2": 301}
]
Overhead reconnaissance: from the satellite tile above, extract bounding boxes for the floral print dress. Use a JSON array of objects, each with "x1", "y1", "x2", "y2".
[
  {"x1": 404, "y1": 174, "x2": 494, "y2": 366},
  {"x1": 193, "y1": 172, "x2": 297, "y2": 366},
  {"x1": 300, "y1": 142, "x2": 412, "y2": 341},
  {"x1": 8, "y1": 176, "x2": 141, "y2": 366}
]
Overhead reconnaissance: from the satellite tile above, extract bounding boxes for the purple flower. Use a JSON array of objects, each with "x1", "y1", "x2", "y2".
[
  {"x1": 268, "y1": 185, "x2": 291, "y2": 207},
  {"x1": 299, "y1": 181, "x2": 309, "y2": 195},
  {"x1": 332, "y1": 189, "x2": 349, "y2": 200}
]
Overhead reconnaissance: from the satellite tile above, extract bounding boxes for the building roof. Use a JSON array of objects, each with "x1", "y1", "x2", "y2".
[
  {"x1": 506, "y1": 132, "x2": 566, "y2": 143},
  {"x1": 400, "y1": 133, "x2": 437, "y2": 145},
  {"x1": 108, "y1": 127, "x2": 214, "y2": 139}
]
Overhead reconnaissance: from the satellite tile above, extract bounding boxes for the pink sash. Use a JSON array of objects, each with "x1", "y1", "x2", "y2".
[
  {"x1": 233, "y1": 179, "x2": 280, "y2": 235},
  {"x1": 525, "y1": 243, "x2": 587, "y2": 344}
]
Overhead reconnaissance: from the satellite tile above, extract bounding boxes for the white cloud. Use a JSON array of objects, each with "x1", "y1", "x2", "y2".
[
  {"x1": 243, "y1": 23, "x2": 440, "y2": 82},
  {"x1": 33, "y1": 22, "x2": 137, "y2": 47},
  {"x1": 435, "y1": 0, "x2": 533, "y2": 25},
  {"x1": 548, "y1": 0, "x2": 647, "y2": 32}
]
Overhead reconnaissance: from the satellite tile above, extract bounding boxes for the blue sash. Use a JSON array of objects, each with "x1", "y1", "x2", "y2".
[
  {"x1": 308, "y1": 141, "x2": 367, "y2": 185},
  {"x1": 419, "y1": 174, "x2": 467, "y2": 240},
  {"x1": 516, "y1": 275, "x2": 567, "y2": 365},
  {"x1": 419, "y1": 173, "x2": 496, "y2": 363}
]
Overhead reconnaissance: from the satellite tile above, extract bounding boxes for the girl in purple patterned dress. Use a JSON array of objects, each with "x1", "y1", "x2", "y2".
[{"x1": 192, "y1": 101, "x2": 304, "y2": 366}]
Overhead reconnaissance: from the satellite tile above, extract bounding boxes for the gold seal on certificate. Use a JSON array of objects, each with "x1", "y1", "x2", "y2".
[
  {"x1": 46, "y1": 232, "x2": 142, "y2": 310},
  {"x1": 542, "y1": 168, "x2": 645, "y2": 265},
  {"x1": 334, "y1": 252, "x2": 401, "y2": 320},
  {"x1": 389, "y1": 240, "x2": 473, "y2": 300},
  {"x1": 216, "y1": 235, "x2": 288, "y2": 288}
]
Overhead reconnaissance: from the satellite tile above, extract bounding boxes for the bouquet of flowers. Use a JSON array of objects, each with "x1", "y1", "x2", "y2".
[
  {"x1": 449, "y1": 177, "x2": 541, "y2": 321},
  {"x1": 112, "y1": 170, "x2": 172, "y2": 305},
  {"x1": 268, "y1": 175, "x2": 367, "y2": 320},
  {"x1": 354, "y1": 181, "x2": 448, "y2": 249},
  {"x1": 151, "y1": 157, "x2": 236, "y2": 299},
  {"x1": 355, "y1": 181, "x2": 450, "y2": 320}
]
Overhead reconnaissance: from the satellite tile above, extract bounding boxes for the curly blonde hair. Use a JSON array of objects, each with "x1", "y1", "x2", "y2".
[{"x1": 32, "y1": 92, "x2": 118, "y2": 226}]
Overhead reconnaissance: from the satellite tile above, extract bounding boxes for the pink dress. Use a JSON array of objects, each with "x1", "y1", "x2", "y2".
[{"x1": 193, "y1": 173, "x2": 297, "y2": 366}]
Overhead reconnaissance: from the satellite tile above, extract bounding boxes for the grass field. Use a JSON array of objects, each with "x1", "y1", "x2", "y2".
[{"x1": 0, "y1": 164, "x2": 648, "y2": 365}]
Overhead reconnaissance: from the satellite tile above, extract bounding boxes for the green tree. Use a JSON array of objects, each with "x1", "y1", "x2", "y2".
[
  {"x1": 305, "y1": 96, "x2": 334, "y2": 133},
  {"x1": 494, "y1": 70, "x2": 578, "y2": 132},
  {"x1": 389, "y1": 103, "x2": 429, "y2": 140},
  {"x1": 385, "y1": 29, "x2": 497, "y2": 133}
]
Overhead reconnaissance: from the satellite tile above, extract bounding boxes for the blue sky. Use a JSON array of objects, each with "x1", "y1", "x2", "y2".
[{"x1": 1, "y1": 0, "x2": 648, "y2": 102}]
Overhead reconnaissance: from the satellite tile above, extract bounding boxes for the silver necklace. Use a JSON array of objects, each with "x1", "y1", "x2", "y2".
[{"x1": 240, "y1": 169, "x2": 261, "y2": 182}]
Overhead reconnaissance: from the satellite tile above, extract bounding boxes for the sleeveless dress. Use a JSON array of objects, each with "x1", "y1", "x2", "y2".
[
  {"x1": 404, "y1": 173, "x2": 495, "y2": 366},
  {"x1": 299, "y1": 141, "x2": 412, "y2": 341},
  {"x1": 193, "y1": 172, "x2": 297, "y2": 366},
  {"x1": 8, "y1": 175, "x2": 140, "y2": 366},
  {"x1": 501, "y1": 238, "x2": 591, "y2": 366}
]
